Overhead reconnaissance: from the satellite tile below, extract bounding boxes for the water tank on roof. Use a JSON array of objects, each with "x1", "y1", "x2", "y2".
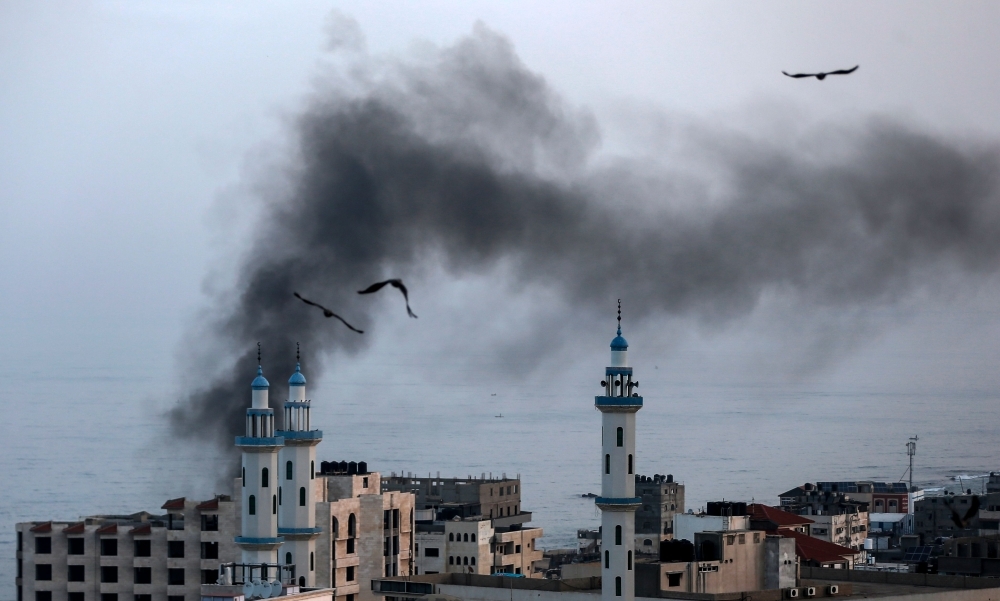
[
  {"x1": 667, "y1": 474, "x2": 673, "y2": 483},
  {"x1": 338, "y1": 461, "x2": 348, "y2": 473},
  {"x1": 348, "y1": 461, "x2": 358, "y2": 475},
  {"x1": 320, "y1": 461, "x2": 330, "y2": 473},
  {"x1": 359, "y1": 461, "x2": 368, "y2": 474}
]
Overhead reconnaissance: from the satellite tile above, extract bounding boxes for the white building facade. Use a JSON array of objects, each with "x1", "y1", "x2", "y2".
[{"x1": 595, "y1": 306, "x2": 642, "y2": 601}]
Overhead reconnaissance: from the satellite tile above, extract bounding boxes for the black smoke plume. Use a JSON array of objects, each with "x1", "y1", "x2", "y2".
[{"x1": 169, "y1": 24, "x2": 1000, "y2": 461}]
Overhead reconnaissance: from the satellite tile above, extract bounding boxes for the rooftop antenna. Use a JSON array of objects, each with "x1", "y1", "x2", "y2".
[
  {"x1": 296, "y1": 342, "x2": 300, "y2": 363},
  {"x1": 617, "y1": 299, "x2": 622, "y2": 335},
  {"x1": 257, "y1": 342, "x2": 262, "y2": 365}
]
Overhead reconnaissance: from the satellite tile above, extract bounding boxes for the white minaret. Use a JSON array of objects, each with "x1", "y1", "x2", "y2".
[
  {"x1": 276, "y1": 345, "x2": 323, "y2": 586},
  {"x1": 596, "y1": 302, "x2": 641, "y2": 601},
  {"x1": 235, "y1": 347, "x2": 285, "y2": 566}
]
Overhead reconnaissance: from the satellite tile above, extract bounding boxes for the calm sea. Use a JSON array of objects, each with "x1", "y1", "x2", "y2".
[{"x1": 2, "y1": 357, "x2": 997, "y2": 600}]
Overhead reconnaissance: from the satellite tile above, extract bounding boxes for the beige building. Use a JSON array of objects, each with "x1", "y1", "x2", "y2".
[
  {"x1": 16, "y1": 468, "x2": 412, "y2": 601},
  {"x1": 633, "y1": 474, "x2": 684, "y2": 553}
]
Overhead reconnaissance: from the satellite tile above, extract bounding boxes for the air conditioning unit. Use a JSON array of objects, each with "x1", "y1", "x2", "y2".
[
  {"x1": 785, "y1": 589, "x2": 799, "y2": 599},
  {"x1": 828, "y1": 585, "x2": 839, "y2": 595},
  {"x1": 805, "y1": 587, "x2": 816, "y2": 597}
]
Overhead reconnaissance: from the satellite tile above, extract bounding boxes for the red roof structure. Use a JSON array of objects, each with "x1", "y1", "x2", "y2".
[
  {"x1": 748, "y1": 504, "x2": 814, "y2": 529},
  {"x1": 62, "y1": 523, "x2": 85, "y2": 534},
  {"x1": 196, "y1": 498, "x2": 220, "y2": 510},
  {"x1": 779, "y1": 529, "x2": 857, "y2": 567},
  {"x1": 161, "y1": 497, "x2": 186, "y2": 510},
  {"x1": 129, "y1": 524, "x2": 151, "y2": 535},
  {"x1": 96, "y1": 523, "x2": 118, "y2": 535},
  {"x1": 29, "y1": 522, "x2": 52, "y2": 533}
]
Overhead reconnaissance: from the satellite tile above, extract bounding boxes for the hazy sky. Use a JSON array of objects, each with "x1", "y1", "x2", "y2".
[{"x1": 3, "y1": 1, "x2": 1000, "y2": 475}]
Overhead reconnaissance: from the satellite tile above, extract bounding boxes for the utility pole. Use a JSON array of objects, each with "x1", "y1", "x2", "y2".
[{"x1": 907, "y1": 436, "x2": 918, "y2": 492}]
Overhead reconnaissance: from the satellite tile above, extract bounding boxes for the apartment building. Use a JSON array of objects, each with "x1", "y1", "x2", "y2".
[{"x1": 633, "y1": 473, "x2": 684, "y2": 553}]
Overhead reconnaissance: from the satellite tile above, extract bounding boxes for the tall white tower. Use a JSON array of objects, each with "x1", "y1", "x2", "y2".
[
  {"x1": 276, "y1": 347, "x2": 323, "y2": 586},
  {"x1": 235, "y1": 351, "x2": 285, "y2": 565},
  {"x1": 595, "y1": 302, "x2": 641, "y2": 601}
]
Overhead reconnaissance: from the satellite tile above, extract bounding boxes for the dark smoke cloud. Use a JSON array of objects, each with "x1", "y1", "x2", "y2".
[{"x1": 169, "y1": 23, "x2": 1000, "y2": 460}]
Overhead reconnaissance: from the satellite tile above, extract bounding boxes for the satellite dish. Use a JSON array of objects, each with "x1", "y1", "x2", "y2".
[
  {"x1": 271, "y1": 580, "x2": 283, "y2": 597},
  {"x1": 242, "y1": 581, "x2": 254, "y2": 599},
  {"x1": 259, "y1": 580, "x2": 273, "y2": 599},
  {"x1": 251, "y1": 579, "x2": 262, "y2": 599}
]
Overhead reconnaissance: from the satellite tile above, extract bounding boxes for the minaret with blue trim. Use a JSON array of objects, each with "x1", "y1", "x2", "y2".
[
  {"x1": 595, "y1": 302, "x2": 641, "y2": 601},
  {"x1": 235, "y1": 346, "x2": 285, "y2": 565},
  {"x1": 276, "y1": 345, "x2": 323, "y2": 586}
]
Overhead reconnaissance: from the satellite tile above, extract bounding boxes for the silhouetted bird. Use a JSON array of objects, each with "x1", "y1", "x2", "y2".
[
  {"x1": 782, "y1": 65, "x2": 858, "y2": 80},
  {"x1": 293, "y1": 292, "x2": 364, "y2": 334},
  {"x1": 357, "y1": 279, "x2": 418, "y2": 318},
  {"x1": 948, "y1": 495, "x2": 980, "y2": 529}
]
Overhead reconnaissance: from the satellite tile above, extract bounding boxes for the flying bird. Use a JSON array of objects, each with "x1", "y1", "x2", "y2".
[
  {"x1": 782, "y1": 65, "x2": 858, "y2": 80},
  {"x1": 948, "y1": 495, "x2": 980, "y2": 529},
  {"x1": 293, "y1": 292, "x2": 364, "y2": 334},
  {"x1": 357, "y1": 279, "x2": 418, "y2": 318}
]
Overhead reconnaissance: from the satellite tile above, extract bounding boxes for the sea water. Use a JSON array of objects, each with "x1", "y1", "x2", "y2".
[{"x1": 2, "y1": 359, "x2": 997, "y2": 601}]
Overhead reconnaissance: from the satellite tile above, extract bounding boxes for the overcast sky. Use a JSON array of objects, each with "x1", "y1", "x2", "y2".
[{"x1": 3, "y1": 1, "x2": 1000, "y2": 463}]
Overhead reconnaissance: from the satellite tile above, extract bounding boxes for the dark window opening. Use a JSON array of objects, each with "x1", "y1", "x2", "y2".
[
  {"x1": 425, "y1": 548, "x2": 439, "y2": 557},
  {"x1": 167, "y1": 541, "x2": 185, "y2": 558},
  {"x1": 299, "y1": 487, "x2": 306, "y2": 506},
  {"x1": 616, "y1": 427, "x2": 623, "y2": 447},
  {"x1": 134, "y1": 540, "x2": 151, "y2": 557},
  {"x1": 68, "y1": 538, "x2": 85, "y2": 555},
  {"x1": 168, "y1": 568, "x2": 185, "y2": 586},
  {"x1": 605, "y1": 455, "x2": 611, "y2": 475},
  {"x1": 262, "y1": 468, "x2": 269, "y2": 488},
  {"x1": 35, "y1": 537, "x2": 52, "y2": 554},
  {"x1": 286, "y1": 461, "x2": 293, "y2": 480},
  {"x1": 68, "y1": 565, "x2": 85, "y2": 582},
  {"x1": 200, "y1": 514, "x2": 219, "y2": 531},
  {"x1": 134, "y1": 567, "x2": 152, "y2": 584},
  {"x1": 101, "y1": 566, "x2": 118, "y2": 583},
  {"x1": 100, "y1": 539, "x2": 117, "y2": 556},
  {"x1": 249, "y1": 495, "x2": 256, "y2": 515},
  {"x1": 615, "y1": 525, "x2": 622, "y2": 545},
  {"x1": 201, "y1": 570, "x2": 217, "y2": 585},
  {"x1": 201, "y1": 542, "x2": 219, "y2": 560},
  {"x1": 36, "y1": 564, "x2": 52, "y2": 581},
  {"x1": 615, "y1": 576, "x2": 622, "y2": 596},
  {"x1": 346, "y1": 566, "x2": 355, "y2": 582}
]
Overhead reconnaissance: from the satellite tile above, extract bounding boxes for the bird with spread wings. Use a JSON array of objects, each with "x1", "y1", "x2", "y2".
[{"x1": 782, "y1": 65, "x2": 858, "y2": 80}]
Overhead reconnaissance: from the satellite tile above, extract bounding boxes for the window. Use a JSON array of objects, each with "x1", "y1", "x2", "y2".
[
  {"x1": 628, "y1": 455, "x2": 633, "y2": 475},
  {"x1": 311, "y1": 461, "x2": 314, "y2": 479},
  {"x1": 463, "y1": 557, "x2": 468, "y2": 565},
  {"x1": 68, "y1": 538, "x2": 84, "y2": 555},
  {"x1": 628, "y1": 551, "x2": 632, "y2": 570},
  {"x1": 346, "y1": 566, "x2": 355, "y2": 582},
  {"x1": 726, "y1": 535, "x2": 735, "y2": 545},
  {"x1": 36, "y1": 564, "x2": 52, "y2": 580},
  {"x1": 101, "y1": 595, "x2": 117, "y2": 601},
  {"x1": 101, "y1": 566, "x2": 118, "y2": 583},
  {"x1": 69, "y1": 593, "x2": 84, "y2": 601},
  {"x1": 449, "y1": 556, "x2": 454, "y2": 565},
  {"x1": 425, "y1": 548, "x2": 439, "y2": 557},
  {"x1": 249, "y1": 495, "x2": 256, "y2": 515},
  {"x1": 200, "y1": 515, "x2": 219, "y2": 531},
  {"x1": 279, "y1": 487, "x2": 282, "y2": 506},
  {"x1": 463, "y1": 533, "x2": 469, "y2": 542},
  {"x1": 347, "y1": 538, "x2": 355, "y2": 554},
  {"x1": 168, "y1": 541, "x2": 185, "y2": 558},
  {"x1": 393, "y1": 536, "x2": 399, "y2": 555},
  {"x1": 273, "y1": 494, "x2": 277, "y2": 514},
  {"x1": 35, "y1": 593, "x2": 51, "y2": 601},
  {"x1": 68, "y1": 565, "x2": 85, "y2": 582},
  {"x1": 667, "y1": 573, "x2": 682, "y2": 587},
  {"x1": 348, "y1": 514, "x2": 356, "y2": 537},
  {"x1": 299, "y1": 487, "x2": 306, "y2": 506},
  {"x1": 393, "y1": 509, "x2": 399, "y2": 528},
  {"x1": 262, "y1": 468, "x2": 269, "y2": 487},
  {"x1": 201, "y1": 542, "x2": 219, "y2": 560},
  {"x1": 449, "y1": 533, "x2": 454, "y2": 542},
  {"x1": 605, "y1": 454, "x2": 611, "y2": 475},
  {"x1": 134, "y1": 540, "x2": 151, "y2": 557},
  {"x1": 100, "y1": 539, "x2": 117, "y2": 556},
  {"x1": 515, "y1": 545, "x2": 521, "y2": 553},
  {"x1": 604, "y1": 551, "x2": 609, "y2": 568},
  {"x1": 615, "y1": 576, "x2": 622, "y2": 597},
  {"x1": 285, "y1": 552, "x2": 292, "y2": 565},
  {"x1": 363, "y1": 477, "x2": 369, "y2": 488},
  {"x1": 201, "y1": 570, "x2": 217, "y2": 585},
  {"x1": 615, "y1": 525, "x2": 622, "y2": 545},
  {"x1": 134, "y1": 567, "x2": 151, "y2": 584},
  {"x1": 35, "y1": 537, "x2": 52, "y2": 554},
  {"x1": 168, "y1": 568, "x2": 185, "y2": 586},
  {"x1": 754, "y1": 533, "x2": 761, "y2": 543},
  {"x1": 643, "y1": 539, "x2": 653, "y2": 546},
  {"x1": 738, "y1": 534, "x2": 745, "y2": 544},
  {"x1": 471, "y1": 557, "x2": 476, "y2": 565},
  {"x1": 617, "y1": 427, "x2": 623, "y2": 447},
  {"x1": 135, "y1": 596, "x2": 152, "y2": 601},
  {"x1": 310, "y1": 552, "x2": 314, "y2": 571},
  {"x1": 332, "y1": 518, "x2": 339, "y2": 537},
  {"x1": 286, "y1": 461, "x2": 293, "y2": 480},
  {"x1": 242, "y1": 467, "x2": 245, "y2": 487},
  {"x1": 168, "y1": 596, "x2": 185, "y2": 601},
  {"x1": 507, "y1": 486, "x2": 511, "y2": 495}
]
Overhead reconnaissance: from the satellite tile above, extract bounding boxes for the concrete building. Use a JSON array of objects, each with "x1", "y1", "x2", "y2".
[
  {"x1": 633, "y1": 474, "x2": 684, "y2": 553},
  {"x1": 17, "y1": 358, "x2": 414, "y2": 601},
  {"x1": 914, "y1": 492, "x2": 1000, "y2": 543},
  {"x1": 381, "y1": 475, "x2": 542, "y2": 577},
  {"x1": 594, "y1": 306, "x2": 642, "y2": 601},
  {"x1": 748, "y1": 504, "x2": 860, "y2": 569},
  {"x1": 780, "y1": 482, "x2": 909, "y2": 514},
  {"x1": 650, "y1": 531, "x2": 796, "y2": 594},
  {"x1": 776, "y1": 488, "x2": 869, "y2": 551}
]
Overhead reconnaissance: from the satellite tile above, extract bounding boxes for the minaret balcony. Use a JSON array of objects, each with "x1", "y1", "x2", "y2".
[
  {"x1": 595, "y1": 395, "x2": 643, "y2": 411},
  {"x1": 595, "y1": 496, "x2": 642, "y2": 511},
  {"x1": 235, "y1": 435, "x2": 285, "y2": 448},
  {"x1": 275, "y1": 430, "x2": 323, "y2": 441}
]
